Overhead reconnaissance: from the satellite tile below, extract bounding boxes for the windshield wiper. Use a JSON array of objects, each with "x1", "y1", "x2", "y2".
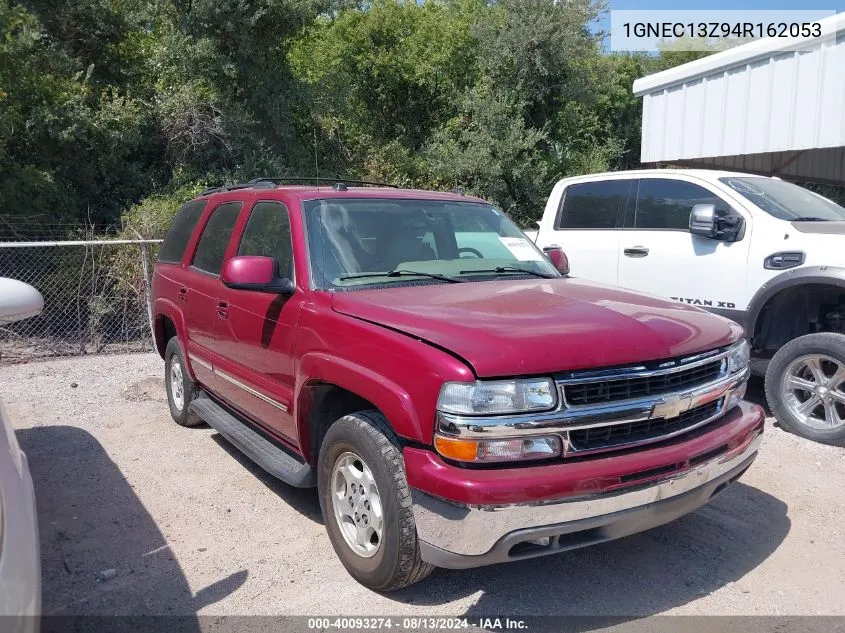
[
  {"x1": 338, "y1": 269, "x2": 464, "y2": 283},
  {"x1": 792, "y1": 216, "x2": 831, "y2": 222},
  {"x1": 457, "y1": 265, "x2": 555, "y2": 279}
]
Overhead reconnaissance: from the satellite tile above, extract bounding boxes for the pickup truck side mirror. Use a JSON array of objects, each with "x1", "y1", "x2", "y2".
[
  {"x1": 689, "y1": 204, "x2": 745, "y2": 242},
  {"x1": 221, "y1": 256, "x2": 294, "y2": 295},
  {"x1": 689, "y1": 204, "x2": 718, "y2": 238},
  {"x1": 543, "y1": 246, "x2": 570, "y2": 276}
]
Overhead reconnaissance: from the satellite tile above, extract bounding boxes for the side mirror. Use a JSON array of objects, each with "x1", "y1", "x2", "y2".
[
  {"x1": 543, "y1": 246, "x2": 570, "y2": 276},
  {"x1": 689, "y1": 204, "x2": 717, "y2": 238},
  {"x1": 221, "y1": 256, "x2": 294, "y2": 294},
  {"x1": 0, "y1": 278, "x2": 44, "y2": 324}
]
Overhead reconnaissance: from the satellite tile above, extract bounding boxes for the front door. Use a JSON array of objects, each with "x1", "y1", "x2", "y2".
[
  {"x1": 617, "y1": 177, "x2": 752, "y2": 314},
  {"x1": 214, "y1": 200, "x2": 303, "y2": 443}
]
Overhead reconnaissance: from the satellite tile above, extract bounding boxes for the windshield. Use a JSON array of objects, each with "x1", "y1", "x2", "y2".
[
  {"x1": 719, "y1": 177, "x2": 845, "y2": 222},
  {"x1": 303, "y1": 198, "x2": 558, "y2": 289}
]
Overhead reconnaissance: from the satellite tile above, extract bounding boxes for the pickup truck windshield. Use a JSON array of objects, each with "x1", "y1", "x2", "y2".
[
  {"x1": 720, "y1": 177, "x2": 845, "y2": 222},
  {"x1": 304, "y1": 198, "x2": 558, "y2": 289}
]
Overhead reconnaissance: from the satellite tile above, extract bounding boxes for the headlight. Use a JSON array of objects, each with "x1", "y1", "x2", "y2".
[
  {"x1": 434, "y1": 434, "x2": 561, "y2": 463},
  {"x1": 437, "y1": 378, "x2": 557, "y2": 415},
  {"x1": 728, "y1": 339, "x2": 750, "y2": 374}
]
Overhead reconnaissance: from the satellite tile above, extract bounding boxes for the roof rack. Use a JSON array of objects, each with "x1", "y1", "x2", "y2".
[
  {"x1": 198, "y1": 176, "x2": 399, "y2": 197},
  {"x1": 248, "y1": 177, "x2": 399, "y2": 188}
]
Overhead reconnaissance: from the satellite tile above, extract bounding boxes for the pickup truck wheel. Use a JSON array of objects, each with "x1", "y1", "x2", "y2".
[
  {"x1": 318, "y1": 411, "x2": 434, "y2": 591},
  {"x1": 164, "y1": 338, "x2": 202, "y2": 427},
  {"x1": 766, "y1": 332, "x2": 845, "y2": 446}
]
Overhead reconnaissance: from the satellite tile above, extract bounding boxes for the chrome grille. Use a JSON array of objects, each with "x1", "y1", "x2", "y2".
[
  {"x1": 568, "y1": 399, "x2": 722, "y2": 452},
  {"x1": 563, "y1": 358, "x2": 725, "y2": 406}
]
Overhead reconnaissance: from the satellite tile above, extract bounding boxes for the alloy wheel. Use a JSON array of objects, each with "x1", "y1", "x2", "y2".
[
  {"x1": 330, "y1": 451, "x2": 384, "y2": 558},
  {"x1": 781, "y1": 354, "x2": 845, "y2": 430}
]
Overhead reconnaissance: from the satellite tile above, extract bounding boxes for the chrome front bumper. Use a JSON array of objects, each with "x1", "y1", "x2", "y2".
[{"x1": 411, "y1": 431, "x2": 761, "y2": 569}]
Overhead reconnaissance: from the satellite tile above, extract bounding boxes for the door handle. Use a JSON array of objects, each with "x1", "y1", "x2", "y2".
[
  {"x1": 178, "y1": 288, "x2": 187, "y2": 302},
  {"x1": 216, "y1": 300, "x2": 228, "y2": 320},
  {"x1": 623, "y1": 246, "x2": 650, "y2": 258}
]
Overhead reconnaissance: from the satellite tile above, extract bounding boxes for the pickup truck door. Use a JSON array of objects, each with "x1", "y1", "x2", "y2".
[
  {"x1": 537, "y1": 178, "x2": 631, "y2": 285},
  {"x1": 213, "y1": 201, "x2": 303, "y2": 443},
  {"x1": 617, "y1": 178, "x2": 752, "y2": 316}
]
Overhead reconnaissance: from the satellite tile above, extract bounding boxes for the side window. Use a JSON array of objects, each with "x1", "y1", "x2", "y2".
[
  {"x1": 238, "y1": 202, "x2": 294, "y2": 279},
  {"x1": 557, "y1": 180, "x2": 629, "y2": 229},
  {"x1": 635, "y1": 179, "x2": 729, "y2": 230},
  {"x1": 191, "y1": 202, "x2": 242, "y2": 274},
  {"x1": 158, "y1": 200, "x2": 207, "y2": 263}
]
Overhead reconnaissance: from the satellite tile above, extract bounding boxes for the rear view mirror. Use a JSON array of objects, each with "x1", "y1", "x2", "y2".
[
  {"x1": 543, "y1": 246, "x2": 570, "y2": 276},
  {"x1": 221, "y1": 256, "x2": 294, "y2": 294},
  {"x1": 689, "y1": 204, "x2": 717, "y2": 239},
  {"x1": 0, "y1": 278, "x2": 44, "y2": 324}
]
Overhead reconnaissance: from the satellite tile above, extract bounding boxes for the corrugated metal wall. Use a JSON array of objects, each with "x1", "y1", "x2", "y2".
[{"x1": 637, "y1": 26, "x2": 845, "y2": 184}]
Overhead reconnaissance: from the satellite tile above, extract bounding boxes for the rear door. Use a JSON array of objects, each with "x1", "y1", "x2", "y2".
[
  {"x1": 539, "y1": 178, "x2": 631, "y2": 285},
  {"x1": 617, "y1": 177, "x2": 751, "y2": 312},
  {"x1": 214, "y1": 200, "x2": 304, "y2": 442},
  {"x1": 183, "y1": 200, "x2": 242, "y2": 387}
]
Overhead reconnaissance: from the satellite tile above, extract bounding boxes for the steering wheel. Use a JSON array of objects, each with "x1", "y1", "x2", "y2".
[{"x1": 458, "y1": 247, "x2": 484, "y2": 258}]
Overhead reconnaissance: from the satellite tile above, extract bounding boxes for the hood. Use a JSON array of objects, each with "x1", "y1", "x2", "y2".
[{"x1": 331, "y1": 278, "x2": 742, "y2": 377}]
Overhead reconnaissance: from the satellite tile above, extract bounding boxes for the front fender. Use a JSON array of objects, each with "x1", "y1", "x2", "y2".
[{"x1": 295, "y1": 351, "x2": 424, "y2": 445}]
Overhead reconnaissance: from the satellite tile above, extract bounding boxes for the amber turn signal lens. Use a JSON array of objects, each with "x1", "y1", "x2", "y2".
[{"x1": 434, "y1": 435, "x2": 479, "y2": 461}]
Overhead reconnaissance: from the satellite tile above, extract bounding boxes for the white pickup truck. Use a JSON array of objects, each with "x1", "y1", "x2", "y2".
[{"x1": 533, "y1": 168, "x2": 845, "y2": 446}]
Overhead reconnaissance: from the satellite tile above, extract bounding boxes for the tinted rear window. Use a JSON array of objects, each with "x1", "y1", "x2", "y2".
[
  {"x1": 191, "y1": 202, "x2": 242, "y2": 275},
  {"x1": 558, "y1": 180, "x2": 629, "y2": 229},
  {"x1": 158, "y1": 200, "x2": 207, "y2": 264}
]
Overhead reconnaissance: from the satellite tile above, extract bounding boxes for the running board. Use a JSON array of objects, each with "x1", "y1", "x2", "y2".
[{"x1": 190, "y1": 393, "x2": 315, "y2": 488}]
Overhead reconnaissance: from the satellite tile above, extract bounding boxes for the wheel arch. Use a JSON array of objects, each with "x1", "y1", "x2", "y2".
[
  {"x1": 295, "y1": 353, "x2": 426, "y2": 466},
  {"x1": 748, "y1": 266, "x2": 845, "y2": 355}
]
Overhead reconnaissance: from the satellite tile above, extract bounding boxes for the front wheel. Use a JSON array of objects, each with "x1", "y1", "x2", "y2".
[
  {"x1": 765, "y1": 332, "x2": 845, "y2": 446},
  {"x1": 318, "y1": 411, "x2": 434, "y2": 591}
]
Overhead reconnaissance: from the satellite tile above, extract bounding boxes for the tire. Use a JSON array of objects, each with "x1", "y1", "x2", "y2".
[
  {"x1": 164, "y1": 337, "x2": 202, "y2": 427},
  {"x1": 317, "y1": 410, "x2": 434, "y2": 591},
  {"x1": 765, "y1": 332, "x2": 845, "y2": 446}
]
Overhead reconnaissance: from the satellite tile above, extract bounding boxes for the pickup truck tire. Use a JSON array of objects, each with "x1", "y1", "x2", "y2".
[
  {"x1": 164, "y1": 338, "x2": 202, "y2": 427},
  {"x1": 765, "y1": 332, "x2": 845, "y2": 446},
  {"x1": 317, "y1": 411, "x2": 434, "y2": 591}
]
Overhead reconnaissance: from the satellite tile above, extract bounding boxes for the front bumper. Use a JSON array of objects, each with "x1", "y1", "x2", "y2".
[{"x1": 409, "y1": 401, "x2": 764, "y2": 569}]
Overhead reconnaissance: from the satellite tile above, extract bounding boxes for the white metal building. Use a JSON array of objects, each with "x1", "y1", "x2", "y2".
[{"x1": 633, "y1": 13, "x2": 845, "y2": 186}]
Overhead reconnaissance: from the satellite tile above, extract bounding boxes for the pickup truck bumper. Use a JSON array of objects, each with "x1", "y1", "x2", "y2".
[{"x1": 406, "y1": 401, "x2": 764, "y2": 569}]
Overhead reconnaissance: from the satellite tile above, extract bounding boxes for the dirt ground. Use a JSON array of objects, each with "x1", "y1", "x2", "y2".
[{"x1": 1, "y1": 353, "x2": 843, "y2": 617}]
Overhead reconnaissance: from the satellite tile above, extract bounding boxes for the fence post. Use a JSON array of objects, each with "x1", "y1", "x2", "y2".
[{"x1": 139, "y1": 242, "x2": 155, "y2": 345}]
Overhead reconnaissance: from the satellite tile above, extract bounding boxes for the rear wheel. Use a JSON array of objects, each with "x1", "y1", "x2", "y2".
[
  {"x1": 164, "y1": 338, "x2": 202, "y2": 427},
  {"x1": 317, "y1": 411, "x2": 434, "y2": 591},
  {"x1": 766, "y1": 332, "x2": 845, "y2": 446}
]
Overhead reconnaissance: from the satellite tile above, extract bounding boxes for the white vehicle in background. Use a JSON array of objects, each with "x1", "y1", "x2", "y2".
[
  {"x1": 0, "y1": 278, "x2": 43, "y2": 625},
  {"x1": 534, "y1": 168, "x2": 845, "y2": 446}
]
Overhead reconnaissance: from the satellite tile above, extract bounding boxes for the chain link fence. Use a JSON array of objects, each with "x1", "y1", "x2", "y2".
[{"x1": 0, "y1": 240, "x2": 161, "y2": 364}]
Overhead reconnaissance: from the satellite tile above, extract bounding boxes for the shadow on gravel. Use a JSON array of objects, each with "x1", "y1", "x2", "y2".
[
  {"x1": 17, "y1": 425, "x2": 247, "y2": 617},
  {"x1": 210, "y1": 433, "x2": 323, "y2": 524},
  {"x1": 390, "y1": 481, "x2": 789, "y2": 625}
]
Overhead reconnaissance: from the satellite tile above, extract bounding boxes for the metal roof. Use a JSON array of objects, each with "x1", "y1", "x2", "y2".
[{"x1": 633, "y1": 13, "x2": 845, "y2": 186}]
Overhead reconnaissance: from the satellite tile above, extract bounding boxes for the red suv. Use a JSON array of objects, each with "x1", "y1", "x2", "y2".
[{"x1": 152, "y1": 178, "x2": 764, "y2": 590}]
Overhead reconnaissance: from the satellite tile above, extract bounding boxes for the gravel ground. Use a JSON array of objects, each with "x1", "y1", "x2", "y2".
[{"x1": 2, "y1": 353, "x2": 844, "y2": 617}]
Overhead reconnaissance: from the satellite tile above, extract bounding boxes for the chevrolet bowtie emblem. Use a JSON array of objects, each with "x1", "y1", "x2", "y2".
[{"x1": 651, "y1": 393, "x2": 694, "y2": 419}]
